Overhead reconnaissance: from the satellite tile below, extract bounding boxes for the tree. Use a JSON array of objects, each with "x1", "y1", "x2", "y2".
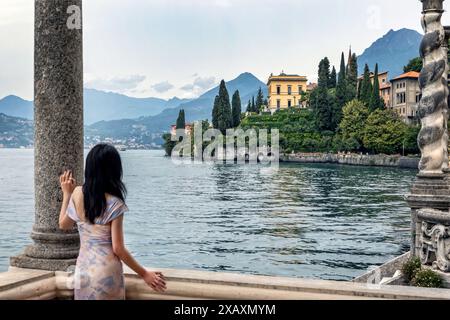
[
  {"x1": 313, "y1": 57, "x2": 336, "y2": 131},
  {"x1": 318, "y1": 57, "x2": 331, "y2": 88},
  {"x1": 334, "y1": 52, "x2": 347, "y2": 128},
  {"x1": 176, "y1": 109, "x2": 186, "y2": 129},
  {"x1": 369, "y1": 63, "x2": 384, "y2": 111},
  {"x1": 231, "y1": 90, "x2": 242, "y2": 127},
  {"x1": 212, "y1": 95, "x2": 220, "y2": 129},
  {"x1": 255, "y1": 87, "x2": 264, "y2": 112},
  {"x1": 216, "y1": 80, "x2": 232, "y2": 133},
  {"x1": 359, "y1": 64, "x2": 372, "y2": 106},
  {"x1": 251, "y1": 96, "x2": 256, "y2": 113},
  {"x1": 346, "y1": 53, "x2": 358, "y2": 101},
  {"x1": 246, "y1": 100, "x2": 252, "y2": 113},
  {"x1": 363, "y1": 109, "x2": 408, "y2": 154},
  {"x1": 339, "y1": 99, "x2": 370, "y2": 151},
  {"x1": 329, "y1": 66, "x2": 337, "y2": 88},
  {"x1": 403, "y1": 57, "x2": 422, "y2": 73}
]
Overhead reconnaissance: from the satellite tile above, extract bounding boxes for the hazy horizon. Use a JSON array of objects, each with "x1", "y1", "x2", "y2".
[{"x1": 1, "y1": 0, "x2": 443, "y2": 101}]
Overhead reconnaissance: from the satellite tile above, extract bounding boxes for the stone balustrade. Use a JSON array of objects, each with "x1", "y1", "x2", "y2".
[{"x1": 2, "y1": 266, "x2": 450, "y2": 300}]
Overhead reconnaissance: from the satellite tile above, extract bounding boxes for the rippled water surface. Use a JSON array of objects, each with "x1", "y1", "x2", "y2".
[{"x1": 0, "y1": 149, "x2": 417, "y2": 280}]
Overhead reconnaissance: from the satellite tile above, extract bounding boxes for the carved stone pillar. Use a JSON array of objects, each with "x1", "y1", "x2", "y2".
[
  {"x1": 406, "y1": 0, "x2": 450, "y2": 273},
  {"x1": 10, "y1": 0, "x2": 83, "y2": 271}
]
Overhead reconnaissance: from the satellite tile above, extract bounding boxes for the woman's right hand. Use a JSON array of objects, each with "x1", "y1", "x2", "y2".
[{"x1": 143, "y1": 270, "x2": 167, "y2": 292}]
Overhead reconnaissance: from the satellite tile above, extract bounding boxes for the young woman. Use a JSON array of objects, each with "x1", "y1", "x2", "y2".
[{"x1": 58, "y1": 143, "x2": 166, "y2": 300}]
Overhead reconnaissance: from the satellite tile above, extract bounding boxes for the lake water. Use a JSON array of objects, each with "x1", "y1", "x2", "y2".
[{"x1": 0, "y1": 149, "x2": 417, "y2": 280}]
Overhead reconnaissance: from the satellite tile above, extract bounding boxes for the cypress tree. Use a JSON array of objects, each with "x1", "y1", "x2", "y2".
[
  {"x1": 212, "y1": 95, "x2": 219, "y2": 129},
  {"x1": 251, "y1": 96, "x2": 256, "y2": 113},
  {"x1": 217, "y1": 80, "x2": 232, "y2": 133},
  {"x1": 176, "y1": 109, "x2": 186, "y2": 129},
  {"x1": 329, "y1": 66, "x2": 337, "y2": 88},
  {"x1": 369, "y1": 63, "x2": 383, "y2": 111},
  {"x1": 231, "y1": 90, "x2": 242, "y2": 128},
  {"x1": 334, "y1": 52, "x2": 347, "y2": 128},
  {"x1": 359, "y1": 64, "x2": 372, "y2": 107},
  {"x1": 246, "y1": 100, "x2": 252, "y2": 113},
  {"x1": 255, "y1": 87, "x2": 264, "y2": 112},
  {"x1": 313, "y1": 57, "x2": 334, "y2": 131},
  {"x1": 346, "y1": 53, "x2": 358, "y2": 101}
]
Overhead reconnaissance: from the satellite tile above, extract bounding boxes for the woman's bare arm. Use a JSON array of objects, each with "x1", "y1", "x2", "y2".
[
  {"x1": 59, "y1": 170, "x2": 76, "y2": 230},
  {"x1": 111, "y1": 215, "x2": 166, "y2": 292}
]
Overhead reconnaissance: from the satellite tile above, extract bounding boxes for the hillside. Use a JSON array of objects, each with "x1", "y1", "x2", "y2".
[{"x1": 357, "y1": 28, "x2": 422, "y2": 78}]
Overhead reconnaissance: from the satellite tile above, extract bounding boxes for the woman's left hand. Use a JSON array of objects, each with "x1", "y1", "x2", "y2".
[{"x1": 60, "y1": 170, "x2": 76, "y2": 195}]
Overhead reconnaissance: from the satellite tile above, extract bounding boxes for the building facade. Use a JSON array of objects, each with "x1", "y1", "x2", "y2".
[
  {"x1": 388, "y1": 71, "x2": 420, "y2": 124},
  {"x1": 267, "y1": 73, "x2": 308, "y2": 112}
]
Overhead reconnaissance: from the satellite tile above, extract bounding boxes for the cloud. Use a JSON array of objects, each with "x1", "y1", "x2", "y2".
[
  {"x1": 151, "y1": 81, "x2": 175, "y2": 93},
  {"x1": 180, "y1": 76, "x2": 216, "y2": 92},
  {"x1": 85, "y1": 74, "x2": 146, "y2": 92}
]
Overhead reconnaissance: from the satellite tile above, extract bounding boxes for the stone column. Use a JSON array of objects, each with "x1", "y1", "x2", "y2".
[
  {"x1": 10, "y1": 0, "x2": 83, "y2": 271},
  {"x1": 406, "y1": 0, "x2": 450, "y2": 271}
]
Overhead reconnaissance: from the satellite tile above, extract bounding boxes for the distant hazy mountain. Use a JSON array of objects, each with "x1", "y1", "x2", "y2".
[
  {"x1": 87, "y1": 72, "x2": 268, "y2": 139},
  {"x1": 0, "y1": 90, "x2": 191, "y2": 125},
  {"x1": 84, "y1": 89, "x2": 192, "y2": 124},
  {"x1": 0, "y1": 95, "x2": 33, "y2": 119},
  {"x1": 357, "y1": 28, "x2": 422, "y2": 78},
  {"x1": 0, "y1": 113, "x2": 33, "y2": 148}
]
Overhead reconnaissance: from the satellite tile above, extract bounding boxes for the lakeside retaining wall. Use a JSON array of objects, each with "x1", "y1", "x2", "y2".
[{"x1": 281, "y1": 152, "x2": 420, "y2": 169}]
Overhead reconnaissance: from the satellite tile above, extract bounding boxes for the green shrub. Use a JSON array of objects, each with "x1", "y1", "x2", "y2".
[
  {"x1": 401, "y1": 257, "x2": 422, "y2": 282},
  {"x1": 411, "y1": 269, "x2": 443, "y2": 288}
]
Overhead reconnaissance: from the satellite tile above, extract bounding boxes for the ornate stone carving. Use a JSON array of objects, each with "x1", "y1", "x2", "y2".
[
  {"x1": 419, "y1": 218, "x2": 450, "y2": 272},
  {"x1": 418, "y1": 0, "x2": 449, "y2": 173}
]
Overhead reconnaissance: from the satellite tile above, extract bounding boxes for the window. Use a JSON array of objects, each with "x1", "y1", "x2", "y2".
[
  {"x1": 276, "y1": 100, "x2": 281, "y2": 109},
  {"x1": 287, "y1": 86, "x2": 292, "y2": 95},
  {"x1": 298, "y1": 85, "x2": 303, "y2": 94},
  {"x1": 288, "y1": 100, "x2": 292, "y2": 108},
  {"x1": 277, "y1": 86, "x2": 281, "y2": 95}
]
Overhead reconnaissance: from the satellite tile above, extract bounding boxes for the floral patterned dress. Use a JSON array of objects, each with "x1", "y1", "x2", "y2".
[{"x1": 67, "y1": 195, "x2": 129, "y2": 300}]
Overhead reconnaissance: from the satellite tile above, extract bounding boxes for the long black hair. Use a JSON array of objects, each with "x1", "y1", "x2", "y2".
[{"x1": 83, "y1": 143, "x2": 127, "y2": 223}]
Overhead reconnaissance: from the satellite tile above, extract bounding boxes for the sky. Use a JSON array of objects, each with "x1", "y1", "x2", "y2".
[{"x1": 0, "y1": 0, "x2": 446, "y2": 101}]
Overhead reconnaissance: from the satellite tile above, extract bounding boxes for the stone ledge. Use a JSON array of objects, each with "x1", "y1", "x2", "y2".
[{"x1": 1, "y1": 266, "x2": 450, "y2": 300}]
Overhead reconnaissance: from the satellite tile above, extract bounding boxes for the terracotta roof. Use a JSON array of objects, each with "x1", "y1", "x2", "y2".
[{"x1": 391, "y1": 71, "x2": 420, "y2": 81}]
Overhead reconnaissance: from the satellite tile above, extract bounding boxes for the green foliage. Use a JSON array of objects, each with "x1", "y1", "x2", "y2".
[
  {"x1": 162, "y1": 133, "x2": 176, "y2": 156},
  {"x1": 212, "y1": 80, "x2": 232, "y2": 133},
  {"x1": 401, "y1": 257, "x2": 422, "y2": 283},
  {"x1": 240, "y1": 108, "x2": 335, "y2": 153},
  {"x1": 176, "y1": 109, "x2": 186, "y2": 129},
  {"x1": 346, "y1": 53, "x2": 358, "y2": 101},
  {"x1": 369, "y1": 63, "x2": 384, "y2": 111},
  {"x1": 329, "y1": 66, "x2": 337, "y2": 88},
  {"x1": 411, "y1": 269, "x2": 443, "y2": 288},
  {"x1": 363, "y1": 109, "x2": 407, "y2": 154},
  {"x1": 334, "y1": 52, "x2": 348, "y2": 129},
  {"x1": 339, "y1": 100, "x2": 370, "y2": 151},
  {"x1": 359, "y1": 64, "x2": 373, "y2": 106},
  {"x1": 403, "y1": 125, "x2": 420, "y2": 155},
  {"x1": 255, "y1": 87, "x2": 265, "y2": 113},
  {"x1": 212, "y1": 95, "x2": 219, "y2": 129},
  {"x1": 231, "y1": 90, "x2": 242, "y2": 128},
  {"x1": 403, "y1": 57, "x2": 422, "y2": 73},
  {"x1": 313, "y1": 57, "x2": 338, "y2": 132}
]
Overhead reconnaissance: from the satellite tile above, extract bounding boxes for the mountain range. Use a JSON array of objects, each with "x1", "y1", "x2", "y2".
[
  {"x1": 357, "y1": 28, "x2": 422, "y2": 78},
  {"x1": 0, "y1": 89, "x2": 192, "y2": 125},
  {"x1": 0, "y1": 28, "x2": 424, "y2": 148}
]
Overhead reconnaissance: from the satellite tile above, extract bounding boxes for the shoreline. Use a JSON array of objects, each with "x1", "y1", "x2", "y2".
[{"x1": 281, "y1": 152, "x2": 420, "y2": 169}]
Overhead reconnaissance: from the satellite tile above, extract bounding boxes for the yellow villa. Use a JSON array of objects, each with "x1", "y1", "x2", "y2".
[{"x1": 267, "y1": 72, "x2": 308, "y2": 112}]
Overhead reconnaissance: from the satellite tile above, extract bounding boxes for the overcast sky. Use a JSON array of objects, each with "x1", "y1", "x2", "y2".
[{"x1": 1, "y1": 0, "x2": 446, "y2": 101}]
